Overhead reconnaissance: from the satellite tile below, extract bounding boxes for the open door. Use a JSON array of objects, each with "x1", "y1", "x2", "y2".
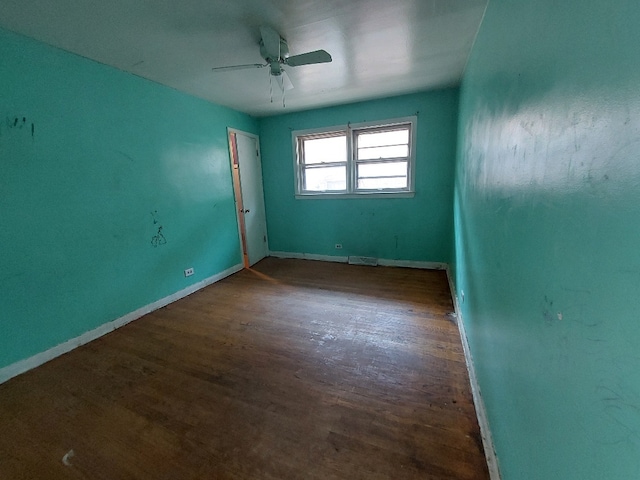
[{"x1": 228, "y1": 129, "x2": 269, "y2": 267}]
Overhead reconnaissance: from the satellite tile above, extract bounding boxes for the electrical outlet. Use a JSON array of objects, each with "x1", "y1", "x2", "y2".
[
  {"x1": 184, "y1": 267, "x2": 194, "y2": 277},
  {"x1": 335, "y1": 244, "x2": 343, "y2": 249}
]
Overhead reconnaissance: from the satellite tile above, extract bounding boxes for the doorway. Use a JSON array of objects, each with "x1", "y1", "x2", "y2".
[{"x1": 228, "y1": 129, "x2": 269, "y2": 267}]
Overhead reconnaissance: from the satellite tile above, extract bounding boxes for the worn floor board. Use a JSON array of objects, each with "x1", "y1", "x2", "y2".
[{"x1": 0, "y1": 258, "x2": 489, "y2": 479}]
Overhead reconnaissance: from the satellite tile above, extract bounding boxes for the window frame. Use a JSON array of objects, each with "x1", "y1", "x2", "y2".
[{"x1": 293, "y1": 116, "x2": 417, "y2": 199}]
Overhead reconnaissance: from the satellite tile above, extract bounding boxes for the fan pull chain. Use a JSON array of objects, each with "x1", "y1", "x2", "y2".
[
  {"x1": 281, "y1": 76, "x2": 286, "y2": 108},
  {"x1": 269, "y1": 73, "x2": 273, "y2": 103}
]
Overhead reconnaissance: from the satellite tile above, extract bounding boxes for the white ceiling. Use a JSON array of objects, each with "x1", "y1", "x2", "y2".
[{"x1": 0, "y1": 0, "x2": 487, "y2": 117}]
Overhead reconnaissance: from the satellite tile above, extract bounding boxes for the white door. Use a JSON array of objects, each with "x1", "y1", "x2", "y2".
[{"x1": 229, "y1": 130, "x2": 268, "y2": 266}]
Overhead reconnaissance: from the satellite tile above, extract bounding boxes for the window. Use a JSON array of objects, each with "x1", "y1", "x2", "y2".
[{"x1": 293, "y1": 116, "x2": 416, "y2": 197}]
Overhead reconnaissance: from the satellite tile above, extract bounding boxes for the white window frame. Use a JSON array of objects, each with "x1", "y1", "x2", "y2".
[{"x1": 293, "y1": 116, "x2": 417, "y2": 199}]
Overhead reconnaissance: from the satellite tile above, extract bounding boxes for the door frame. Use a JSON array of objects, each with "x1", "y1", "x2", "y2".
[{"x1": 227, "y1": 128, "x2": 268, "y2": 268}]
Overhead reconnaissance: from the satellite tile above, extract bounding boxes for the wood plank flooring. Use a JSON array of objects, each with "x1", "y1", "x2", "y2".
[{"x1": 0, "y1": 258, "x2": 489, "y2": 479}]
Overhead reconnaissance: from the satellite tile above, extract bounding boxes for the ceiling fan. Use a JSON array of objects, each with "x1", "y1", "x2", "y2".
[{"x1": 212, "y1": 25, "x2": 332, "y2": 92}]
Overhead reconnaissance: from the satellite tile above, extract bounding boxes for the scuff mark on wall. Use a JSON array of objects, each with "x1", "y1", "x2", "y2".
[
  {"x1": 114, "y1": 150, "x2": 135, "y2": 162},
  {"x1": 150, "y1": 211, "x2": 167, "y2": 247},
  {"x1": 151, "y1": 226, "x2": 167, "y2": 247},
  {"x1": 597, "y1": 377, "x2": 640, "y2": 447},
  {"x1": 541, "y1": 295, "x2": 556, "y2": 325},
  {"x1": 1, "y1": 115, "x2": 35, "y2": 140}
]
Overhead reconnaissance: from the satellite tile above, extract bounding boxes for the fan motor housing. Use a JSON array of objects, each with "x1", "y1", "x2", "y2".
[{"x1": 259, "y1": 38, "x2": 289, "y2": 63}]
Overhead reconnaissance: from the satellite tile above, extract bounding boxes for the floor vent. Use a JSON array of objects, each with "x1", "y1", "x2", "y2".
[{"x1": 348, "y1": 256, "x2": 378, "y2": 266}]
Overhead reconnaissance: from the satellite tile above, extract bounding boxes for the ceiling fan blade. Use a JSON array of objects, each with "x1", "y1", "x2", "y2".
[
  {"x1": 260, "y1": 25, "x2": 281, "y2": 60},
  {"x1": 281, "y1": 70, "x2": 294, "y2": 91},
  {"x1": 285, "y1": 50, "x2": 332, "y2": 67},
  {"x1": 212, "y1": 63, "x2": 266, "y2": 72}
]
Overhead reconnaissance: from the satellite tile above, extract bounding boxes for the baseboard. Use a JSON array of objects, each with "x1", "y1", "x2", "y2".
[
  {"x1": 377, "y1": 258, "x2": 447, "y2": 270},
  {"x1": 0, "y1": 263, "x2": 244, "y2": 385},
  {"x1": 269, "y1": 251, "x2": 349, "y2": 263},
  {"x1": 269, "y1": 251, "x2": 447, "y2": 270},
  {"x1": 445, "y1": 267, "x2": 501, "y2": 480}
]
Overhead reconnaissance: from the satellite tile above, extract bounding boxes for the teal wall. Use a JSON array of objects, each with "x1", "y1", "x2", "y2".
[
  {"x1": 259, "y1": 90, "x2": 458, "y2": 262},
  {"x1": 0, "y1": 28, "x2": 257, "y2": 369},
  {"x1": 454, "y1": 0, "x2": 640, "y2": 478}
]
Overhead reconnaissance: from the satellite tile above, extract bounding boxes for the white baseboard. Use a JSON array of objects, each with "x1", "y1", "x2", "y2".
[
  {"x1": 0, "y1": 263, "x2": 243, "y2": 385},
  {"x1": 269, "y1": 251, "x2": 349, "y2": 263},
  {"x1": 377, "y1": 258, "x2": 447, "y2": 270},
  {"x1": 269, "y1": 251, "x2": 447, "y2": 270},
  {"x1": 445, "y1": 267, "x2": 501, "y2": 480}
]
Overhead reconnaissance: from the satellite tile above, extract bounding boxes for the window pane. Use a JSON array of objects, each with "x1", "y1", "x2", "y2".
[
  {"x1": 304, "y1": 166, "x2": 346, "y2": 191},
  {"x1": 302, "y1": 135, "x2": 346, "y2": 164},
  {"x1": 358, "y1": 161, "x2": 408, "y2": 178},
  {"x1": 357, "y1": 129, "x2": 409, "y2": 148},
  {"x1": 358, "y1": 176, "x2": 408, "y2": 190},
  {"x1": 358, "y1": 144, "x2": 409, "y2": 160},
  {"x1": 293, "y1": 117, "x2": 414, "y2": 196}
]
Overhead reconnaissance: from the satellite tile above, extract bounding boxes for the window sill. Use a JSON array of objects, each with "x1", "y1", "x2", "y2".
[{"x1": 295, "y1": 191, "x2": 415, "y2": 200}]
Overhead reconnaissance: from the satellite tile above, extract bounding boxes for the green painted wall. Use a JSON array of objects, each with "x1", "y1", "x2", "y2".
[
  {"x1": 0, "y1": 28, "x2": 257, "y2": 369},
  {"x1": 454, "y1": 0, "x2": 640, "y2": 478},
  {"x1": 259, "y1": 90, "x2": 458, "y2": 263}
]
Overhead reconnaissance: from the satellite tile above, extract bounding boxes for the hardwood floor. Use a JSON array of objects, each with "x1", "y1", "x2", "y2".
[{"x1": 0, "y1": 258, "x2": 490, "y2": 479}]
